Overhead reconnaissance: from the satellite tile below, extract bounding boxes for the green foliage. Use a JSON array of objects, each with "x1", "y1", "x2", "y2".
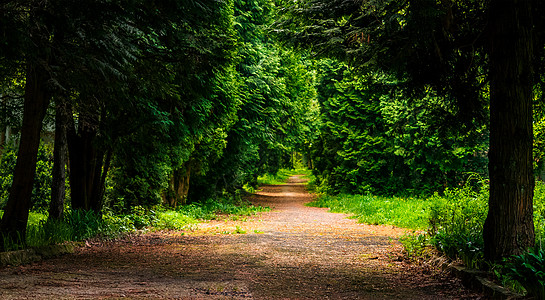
[
  {"x1": 257, "y1": 168, "x2": 292, "y2": 185},
  {"x1": 310, "y1": 59, "x2": 488, "y2": 196},
  {"x1": 0, "y1": 146, "x2": 16, "y2": 209},
  {"x1": 190, "y1": 0, "x2": 319, "y2": 199},
  {"x1": 501, "y1": 248, "x2": 545, "y2": 298},
  {"x1": 308, "y1": 193, "x2": 430, "y2": 230},
  {"x1": 1, "y1": 194, "x2": 269, "y2": 251},
  {"x1": 311, "y1": 61, "x2": 398, "y2": 195},
  {"x1": 399, "y1": 234, "x2": 434, "y2": 260},
  {"x1": 535, "y1": 181, "x2": 545, "y2": 248},
  {"x1": 0, "y1": 142, "x2": 53, "y2": 211},
  {"x1": 424, "y1": 180, "x2": 545, "y2": 271},
  {"x1": 65, "y1": 210, "x2": 109, "y2": 241},
  {"x1": 1, "y1": 210, "x2": 137, "y2": 251},
  {"x1": 105, "y1": 0, "x2": 240, "y2": 210},
  {"x1": 427, "y1": 177, "x2": 488, "y2": 268},
  {"x1": 179, "y1": 195, "x2": 269, "y2": 220},
  {"x1": 154, "y1": 211, "x2": 197, "y2": 231},
  {"x1": 257, "y1": 168, "x2": 313, "y2": 185}
]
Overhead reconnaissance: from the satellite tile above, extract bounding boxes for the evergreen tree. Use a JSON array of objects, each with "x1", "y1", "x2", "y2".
[{"x1": 276, "y1": 0, "x2": 538, "y2": 260}]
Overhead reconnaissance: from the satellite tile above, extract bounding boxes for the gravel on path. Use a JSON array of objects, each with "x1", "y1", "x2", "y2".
[{"x1": 0, "y1": 176, "x2": 484, "y2": 299}]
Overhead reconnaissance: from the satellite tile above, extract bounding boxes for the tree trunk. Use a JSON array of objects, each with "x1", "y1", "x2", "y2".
[
  {"x1": 49, "y1": 99, "x2": 69, "y2": 220},
  {"x1": 0, "y1": 63, "x2": 51, "y2": 248},
  {"x1": 484, "y1": 0, "x2": 535, "y2": 261},
  {"x1": 66, "y1": 108, "x2": 109, "y2": 213},
  {"x1": 90, "y1": 149, "x2": 112, "y2": 213},
  {"x1": 164, "y1": 164, "x2": 192, "y2": 207}
]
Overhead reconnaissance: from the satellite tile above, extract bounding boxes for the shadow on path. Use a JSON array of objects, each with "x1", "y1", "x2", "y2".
[{"x1": 0, "y1": 175, "x2": 482, "y2": 299}]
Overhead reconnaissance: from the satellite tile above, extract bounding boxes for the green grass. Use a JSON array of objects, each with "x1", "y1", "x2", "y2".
[
  {"x1": 257, "y1": 168, "x2": 312, "y2": 185},
  {"x1": 177, "y1": 197, "x2": 270, "y2": 220},
  {"x1": 154, "y1": 211, "x2": 197, "y2": 230},
  {"x1": 308, "y1": 194, "x2": 430, "y2": 230},
  {"x1": 1, "y1": 195, "x2": 270, "y2": 251}
]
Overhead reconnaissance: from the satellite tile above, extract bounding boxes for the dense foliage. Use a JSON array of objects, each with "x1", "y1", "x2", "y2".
[
  {"x1": 0, "y1": 0, "x2": 543, "y2": 292},
  {"x1": 0, "y1": 143, "x2": 54, "y2": 212},
  {"x1": 310, "y1": 178, "x2": 545, "y2": 297},
  {"x1": 311, "y1": 60, "x2": 487, "y2": 196},
  {"x1": 0, "y1": 0, "x2": 317, "y2": 247}
]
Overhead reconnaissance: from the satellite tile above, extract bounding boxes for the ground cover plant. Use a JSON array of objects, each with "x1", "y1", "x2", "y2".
[
  {"x1": 257, "y1": 168, "x2": 312, "y2": 185},
  {"x1": 309, "y1": 194, "x2": 430, "y2": 230},
  {"x1": 0, "y1": 196, "x2": 269, "y2": 252},
  {"x1": 309, "y1": 179, "x2": 545, "y2": 297}
]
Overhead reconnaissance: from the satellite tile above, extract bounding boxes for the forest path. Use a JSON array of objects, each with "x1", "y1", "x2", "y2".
[{"x1": 0, "y1": 176, "x2": 482, "y2": 299}]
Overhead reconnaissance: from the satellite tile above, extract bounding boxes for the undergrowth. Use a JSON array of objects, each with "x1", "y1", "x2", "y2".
[
  {"x1": 1, "y1": 196, "x2": 269, "y2": 252},
  {"x1": 311, "y1": 177, "x2": 545, "y2": 297},
  {"x1": 308, "y1": 194, "x2": 429, "y2": 230},
  {"x1": 257, "y1": 168, "x2": 313, "y2": 185}
]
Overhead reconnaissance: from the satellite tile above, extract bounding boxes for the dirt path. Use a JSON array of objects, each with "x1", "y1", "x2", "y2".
[{"x1": 0, "y1": 176, "x2": 483, "y2": 299}]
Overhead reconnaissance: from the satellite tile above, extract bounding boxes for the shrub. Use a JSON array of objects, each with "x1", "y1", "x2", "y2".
[
  {"x1": 426, "y1": 178, "x2": 488, "y2": 268},
  {"x1": 0, "y1": 142, "x2": 53, "y2": 211},
  {"x1": 501, "y1": 248, "x2": 545, "y2": 298}
]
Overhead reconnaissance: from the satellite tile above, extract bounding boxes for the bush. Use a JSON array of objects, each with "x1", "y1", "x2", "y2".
[
  {"x1": 501, "y1": 248, "x2": 545, "y2": 298},
  {"x1": 0, "y1": 146, "x2": 17, "y2": 209},
  {"x1": 0, "y1": 142, "x2": 54, "y2": 211},
  {"x1": 154, "y1": 211, "x2": 197, "y2": 230},
  {"x1": 427, "y1": 178, "x2": 488, "y2": 268}
]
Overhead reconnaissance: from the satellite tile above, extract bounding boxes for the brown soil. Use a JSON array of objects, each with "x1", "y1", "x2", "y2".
[{"x1": 0, "y1": 176, "x2": 484, "y2": 299}]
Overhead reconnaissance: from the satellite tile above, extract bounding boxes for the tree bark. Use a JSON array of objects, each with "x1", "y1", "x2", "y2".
[
  {"x1": 49, "y1": 99, "x2": 69, "y2": 220},
  {"x1": 66, "y1": 108, "x2": 109, "y2": 213},
  {"x1": 0, "y1": 63, "x2": 51, "y2": 248},
  {"x1": 484, "y1": 0, "x2": 535, "y2": 261},
  {"x1": 164, "y1": 164, "x2": 192, "y2": 207}
]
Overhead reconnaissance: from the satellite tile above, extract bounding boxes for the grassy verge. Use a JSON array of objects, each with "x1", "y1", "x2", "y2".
[
  {"x1": 308, "y1": 194, "x2": 429, "y2": 230},
  {"x1": 310, "y1": 179, "x2": 545, "y2": 298},
  {"x1": 257, "y1": 168, "x2": 313, "y2": 185},
  {"x1": 1, "y1": 196, "x2": 270, "y2": 252}
]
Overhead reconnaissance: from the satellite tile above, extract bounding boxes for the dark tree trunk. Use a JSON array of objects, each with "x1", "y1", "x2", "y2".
[
  {"x1": 49, "y1": 99, "x2": 69, "y2": 220},
  {"x1": 0, "y1": 63, "x2": 51, "y2": 247},
  {"x1": 484, "y1": 0, "x2": 535, "y2": 261},
  {"x1": 0, "y1": 93, "x2": 5, "y2": 155},
  {"x1": 164, "y1": 164, "x2": 192, "y2": 207},
  {"x1": 66, "y1": 108, "x2": 109, "y2": 214},
  {"x1": 91, "y1": 149, "x2": 112, "y2": 213}
]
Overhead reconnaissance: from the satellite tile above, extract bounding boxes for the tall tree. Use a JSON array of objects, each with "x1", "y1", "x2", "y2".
[
  {"x1": 48, "y1": 98, "x2": 69, "y2": 220},
  {"x1": 276, "y1": 0, "x2": 539, "y2": 259},
  {"x1": 0, "y1": 2, "x2": 53, "y2": 245},
  {"x1": 484, "y1": 0, "x2": 535, "y2": 261},
  {"x1": 107, "y1": 0, "x2": 239, "y2": 210}
]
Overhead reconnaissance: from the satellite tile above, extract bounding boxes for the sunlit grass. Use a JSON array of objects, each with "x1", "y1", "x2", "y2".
[
  {"x1": 307, "y1": 194, "x2": 430, "y2": 230},
  {"x1": 257, "y1": 168, "x2": 313, "y2": 185},
  {"x1": 1, "y1": 195, "x2": 270, "y2": 251}
]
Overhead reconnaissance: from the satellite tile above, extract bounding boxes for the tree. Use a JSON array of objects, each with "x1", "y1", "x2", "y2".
[
  {"x1": 48, "y1": 98, "x2": 69, "y2": 220},
  {"x1": 484, "y1": 0, "x2": 535, "y2": 261},
  {"x1": 0, "y1": 1, "x2": 53, "y2": 245},
  {"x1": 107, "y1": 0, "x2": 239, "y2": 210},
  {"x1": 0, "y1": 0, "x2": 238, "y2": 243},
  {"x1": 276, "y1": 0, "x2": 538, "y2": 260},
  {"x1": 189, "y1": 0, "x2": 319, "y2": 198}
]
